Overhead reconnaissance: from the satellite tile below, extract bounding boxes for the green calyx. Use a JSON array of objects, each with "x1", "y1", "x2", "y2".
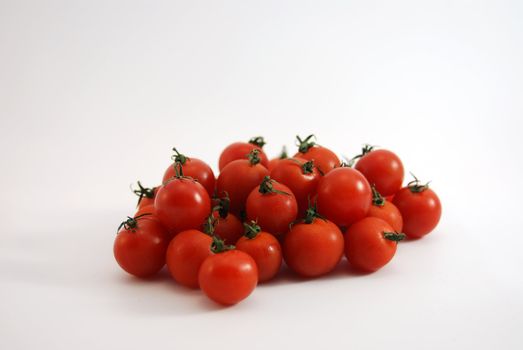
[
  {"x1": 371, "y1": 185, "x2": 385, "y2": 207},
  {"x1": 243, "y1": 220, "x2": 261, "y2": 239},
  {"x1": 296, "y1": 134, "x2": 316, "y2": 153},
  {"x1": 303, "y1": 200, "x2": 325, "y2": 224},
  {"x1": 383, "y1": 231, "x2": 406, "y2": 242},
  {"x1": 248, "y1": 149, "x2": 262, "y2": 165},
  {"x1": 346, "y1": 144, "x2": 375, "y2": 167},
  {"x1": 278, "y1": 146, "x2": 288, "y2": 159},
  {"x1": 171, "y1": 147, "x2": 190, "y2": 165},
  {"x1": 202, "y1": 215, "x2": 217, "y2": 236},
  {"x1": 132, "y1": 181, "x2": 155, "y2": 207},
  {"x1": 258, "y1": 176, "x2": 290, "y2": 195},
  {"x1": 213, "y1": 193, "x2": 231, "y2": 219},
  {"x1": 249, "y1": 136, "x2": 266, "y2": 148},
  {"x1": 210, "y1": 235, "x2": 235, "y2": 254},
  {"x1": 117, "y1": 213, "x2": 151, "y2": 234},
  {"x1": 407, "y1": 173, "x2": 430, "y2": 193}
]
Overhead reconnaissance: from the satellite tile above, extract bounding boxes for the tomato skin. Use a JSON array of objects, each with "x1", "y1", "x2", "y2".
[
  {"x1": 166, "y1": 229, "x2": 213, "y2": 288},
  {"x1": 113, "y1": 218, "x2": 169, "y2": 278},
  {"x1": 283, "y1": 219, "x2": 344, "y2": 277},
  {"x1": 367, "y1": 200, "x2": 403, "y2": 232},
  {"x1": 268, "y1": 158, "x2": 282, "y2": 172},
  {"x1": 392, "y1": 187, "x2": 442, "y2": 238},
  {"x1": 154, "y1": 178, "x2": 211, "y2": 235},
  {"x1": 216, "y1": 159, "x2": 269, "y2": 214},
  {"x1": 345, "y1": 217, "x2": 399, "y2": 272},
  {"x1": 294, "y1": 146, "x2": 339, "y2": 174},
  {"x1": 162, "y1": 158, "x2": 215, "y2": 197},
  {"x1": 236, "y1": 232, "x2": 282, "y2": 282},
  {"x1": 270, "y1": 157, "x2": 321, "y2": 216},
  {"x1": 219, "y1": 142, "x2": 269, "y2": 171},
  {"x1": 355, "y1": 149, "x2": 404, "y2": 196},
  {"x1": 246, "y1": 180, "x2": 298, "y2": 236},
  {"x1": 198, "y1": 250, "x2": 258, "y2": 305},
  {"x1": 213, "y1": 211, "x2": 244, "y2": 245},
  {"x1": 316, "y1": 167, "x2": 372, "y2": 227}
]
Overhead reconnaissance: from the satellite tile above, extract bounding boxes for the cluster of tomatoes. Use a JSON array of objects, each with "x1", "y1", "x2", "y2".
[{"x1": 114, "y1": 135, "x2": 442, "y2": 306}]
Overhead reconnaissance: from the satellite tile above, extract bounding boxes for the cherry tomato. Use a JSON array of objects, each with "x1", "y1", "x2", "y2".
[
  {"x1": 392, "y1": 176, "x2": 442, "y2": 238},
  {"x1": 345, "y1": 217, "x2": 405, "y2": 272},
  {"x1": 270, "y1": 157, "x2": 321, "y2": 216},
  {"x1": 367, "y1": 186, "x2": 403, "y2": 232},
  {"x1": 155, "y1": 165, "x2": 211, "y2": 235},
  {"x1": 199, "y1": 238, "x2": 258, "y2": 305},
  {"x1": 218, "y1": 136, "x2": 269, "y2": 171},
  {"x1": 113, "y1": 215, "x2": 169, "y2": 278},
  {"x1": 293, "y1": 135, "x2": 339, "y2": 174},
  {"x1": 162, "y1": 148, "x2": 216, "y2": 197},
  {"x1": 133, "y1": 181, "x2": 159, "y2": 209},
  {"x1": 216, "y1": 149, "x2": 269, "y2": 214},
  {"x1": 209, "y1": 196, "x2": 244, "y2": 245},
  {"x1": 166, "y1": 229, "x2": 213, "y2": 288},
  {"x1": 236, "y1": 221, "x2": 282, "y2": 282},
  {"x1": 354, "y1": 146, "x2": 404, "y2": 196},
  {"x1": 283, "y1": 208, "x2": 344, "y2": 277},
  {"x1": 267, "y1": 146, "x2": 288, "y2": 172},
  {"x1": 246, "y1": 176, "x2": 298, "y2": 236},
  {"x1": 316, "y1": 167, "x2": 372, "y2": 228}
]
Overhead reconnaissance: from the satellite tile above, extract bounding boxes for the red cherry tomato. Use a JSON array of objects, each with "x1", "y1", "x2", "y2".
[
  {"x1": 293, "y1": 135, "x2": 339, "y2": 174},
  {"x1": 162, "y1": 148, "x2": 216, "y2": 197},
  {"x1": 199, "y1": 239, "x2": 258, "y2": 305},
  {"x1": 133, "y1": 181, "x2": 159, "y2": 209},
  {"x1": 206, "y1": 195, "x2": 244, "y2": 245},
  {"x1": 236, "y1": 221, "x2": 282, "y2": 282},
  {"x1": 283, "y1": 210, "x2": 344, "y2": 277},
  {"x1": 113, "y1": 215, "x2": 169, "y2": 278},
  {"x1": 166, "y1": 229, "x2": 213, "y2": 288},
  {"x1": 392, "y1": 177, "x2": 442, "y2": 238},
  {"x1": 367, "y1": 186, "x2": 403, "y2": 232},
  {"x1": 267, "y1": 146, "x2": 288, "y2": 172},
  {"x1": 216, "y1": 150, "x2": 269, "y2": 214},
  {"x1": 354, "y1": 146, "x2": 404, "y2": 196},
  {"x1": 316, "y1": 167, "x2": 372, "y2": 228},
  {"x1": 218, "y1": 136, "x2": 269, "y2": 171},
  {"x1": 270, "y1": 157, "x2": 321, "y2": 216},
  {"x1": 345, "y1": 217, "x2": 405, "y2": 272},
  {"x1": 246, "y1": 176, "x2": 298, "y2": 236},
  {"x1": 155, "y1": 166, "x2": 211, "y2": 235}
]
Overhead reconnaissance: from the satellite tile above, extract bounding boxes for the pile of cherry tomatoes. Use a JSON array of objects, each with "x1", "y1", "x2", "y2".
[{"x1": 114, "y1": 135, "x2": 442, "y2": 306}]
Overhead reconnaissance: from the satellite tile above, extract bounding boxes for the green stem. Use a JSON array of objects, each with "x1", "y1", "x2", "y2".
[
  {"x1": 407, "y1": 172, "x2": 430, "y2": 193},
  {"x1": 243, "y1": 220, "x2": 261, "y2": 239},
  {"x1": 258, "y1": 176, "x2": 290, "y2": 195},
  {"x1": 383, "y1": 231, "x2": 406, "y2": 242},
  {"x1": 248, "y1": 149, "x2": 262, "y2": 165},
  {"x1": 171, "y1": 147, "x2": 189, "y2": 165},
  {"x1": 296, "y1": 134, "x2": 316, "y2": 153},
  {"x1": 371, "y1": 185, "x2": 385, "y2": 207},
  {"x1": 210, "y1": 236, "x2": 235, "y2": 253},
  {"x1": 248, "y1": 136, "x2": 266, "y2": 148}
]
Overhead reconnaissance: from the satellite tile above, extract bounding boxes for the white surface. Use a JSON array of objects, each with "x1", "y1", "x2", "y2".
[{"x1": 1, "y1": 1, "x2": 522, "y2": 349}]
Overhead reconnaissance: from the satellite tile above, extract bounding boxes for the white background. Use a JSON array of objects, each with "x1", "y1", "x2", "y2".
[{"x1": 1, "y1": 1, "x2": 522, "y2": 349}]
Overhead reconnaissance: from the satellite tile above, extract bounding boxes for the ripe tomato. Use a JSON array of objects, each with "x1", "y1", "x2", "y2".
[
  {"x1": 209, "y1": 195, "x2": 244, "y2": 244},
  {"x1": 236, "y1": 221, "x2": 282, "y2": 282},
  {"x1": 392, "y1": 176, "x2": 442, "y2": 238},
  {"x1": 345, "y1": 217, "x2": 405, "y2": 272},
  {"x1": 162, "y1": 148, "x2": 216, "y2": 197},
  {"x1": 199, "y1": 238, "x2": 258, "y2": 305},
  {"x1": 267, "y1": 146, "x2": 288, "y2": 172},
  {"x1": 316, "y1": 167, "x2": 372, "y2": 228},
  {"x1": 293, "y1": 135, "x2": 339, "y2": 174},
  {"x1": 166, "y1": 229, "x2": 213, "y2": 288},
  {"x1": 133, "y1": 181, "x2": 159, "y2": 209},
  {"x1": 216, "y1": 149, "x2": 269, "y2": 214},
  {"x1": 155, "y1": 165, "x2": 211, "y2": 235},
  {"x1": 218, "y1": 136, "x2": 269, "y2": 171},
  {"x1": 246, "y1": 176, "x2": 298, "y2": 236},
  {"x1": 113, "y1": 215, "x2": 169, "y2": 278},
  {"x1": 283, "y1": 207, "x2": 344, "y2": 277},
  {"x1": 354, "y1": 146, "x2": 404, "y2": 196},
  {"x1": 367, "y1": 186, "x2": 403, "y2": 232},
  {"x1": 270, "y1": 157, "x2": 321, "y2": 215}
]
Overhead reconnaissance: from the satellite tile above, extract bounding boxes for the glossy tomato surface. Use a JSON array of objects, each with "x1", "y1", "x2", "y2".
[
  {"x1": 163, "y1": 158, "x2": 215, "y2": 197},
  {"x1": 393, "y1": 186, "x2": 441, "y2": 238},
  {"x1": 294, "y1": 145, "x2": 339, "y2": 175},
  {"x1": 367, "y1": 200, "x2": 403, "y2": 232},
  {"x1": 355, "y1": 149, "x2": 404, "y2": 196},
  {"x1": 236, "y1": 231, "x2": 282, "y2": 282}
]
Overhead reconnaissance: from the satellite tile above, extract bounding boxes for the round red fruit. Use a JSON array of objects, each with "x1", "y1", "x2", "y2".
[
  {"x1": 218, "y1": 136, "x2": 269, "y2": 171},
  {"x1": 354, "y1": 146, "x2": 404, "y2": 196}
]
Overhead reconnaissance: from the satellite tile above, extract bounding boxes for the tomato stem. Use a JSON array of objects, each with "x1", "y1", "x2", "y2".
[
  {"x1": 243, "y1": 220, "x2": 261, "y2": 239},
  {"x1": 116, "y1": 213, "x2": 151, "y2": 234},
  {"x1": 210, "y1": 235, "x2": 235, "y2": 254},
  {"x1": 278, "y1": 146, "x2": 288, "y2": 159},
  {"x1": 213, "y1": 193, "x2": 231, "y2": 219},
  {"x1": 132, "y1": 181, "x2": 156, "y2": 207},
  {"x1": 346, "y1": 144, "x2": 375, "y2": 167},
  {"x1": 371, "y1": 185, "x2": 385, "y2": 207},
  {"x1": 258, "y1": 176, "x2": 290, "y2": 195},
  {"x1": 303, "y1": 199, "x2": 325, "y2": 224},
  {"x1": 296, "y1": 134, "x2": 316, "y2": 153},
  {"x1": 203, "y1": 215, "x2": 217, "y2": 236},
  {"x1": 248, "y1": 136, "x2": 266, "y2": 148},
  {"x1": 171, "y1": 147, "x2": 190, "y2": 165},
  {"x1": 383, "y1": 231, "x2": 406, "y2": 242},
  {"x1": 247, "y1": 149, "x2": 262, "y2": 165},
  {"x1": 407, "y1": 172, "x2": 430, "y2": 193}
]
